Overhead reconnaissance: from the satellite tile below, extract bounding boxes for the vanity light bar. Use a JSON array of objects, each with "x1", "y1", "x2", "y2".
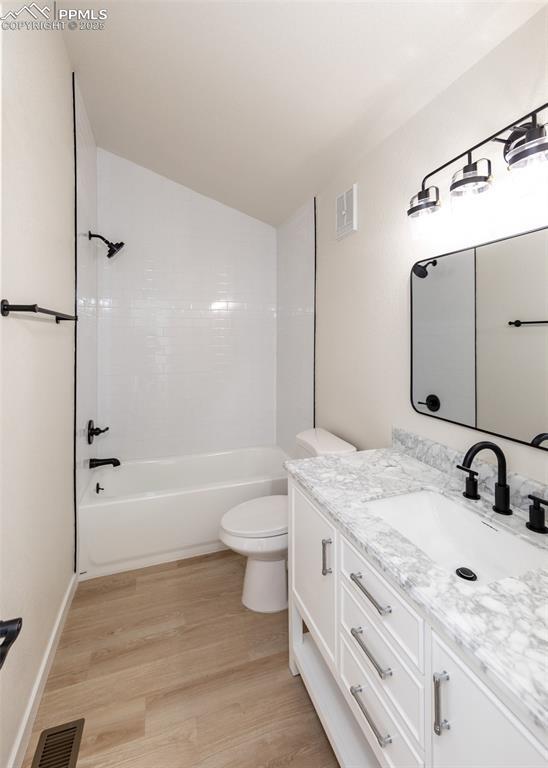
[{"x1": 407, "y1": 102, "x2": 548, "y2": 218}]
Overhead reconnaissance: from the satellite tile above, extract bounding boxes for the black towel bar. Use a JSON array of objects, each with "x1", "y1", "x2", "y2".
[
  {"x1": 508, "y1": 320, "x2": 548, "y2": 327},
  {"x1": 1, "y1": 299, "x2": 77, "y2": 324}
]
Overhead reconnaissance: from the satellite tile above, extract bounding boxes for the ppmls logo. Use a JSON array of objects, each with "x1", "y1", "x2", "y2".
[
  {"x1": 0, "y1": 3, "x2": 50, "y2": 21},
  {"x1": 1, "y1": 3, "x2": 108, "y2": 30}
]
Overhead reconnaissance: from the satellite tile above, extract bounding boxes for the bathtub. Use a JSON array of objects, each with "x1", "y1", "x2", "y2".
[{"x1": 78, "y1": 446, "x2": 288, "y2": 579}]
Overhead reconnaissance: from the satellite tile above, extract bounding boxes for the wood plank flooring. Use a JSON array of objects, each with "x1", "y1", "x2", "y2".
[{"x1": 22, "y1": 551, "x2": 338, "y2": 767}]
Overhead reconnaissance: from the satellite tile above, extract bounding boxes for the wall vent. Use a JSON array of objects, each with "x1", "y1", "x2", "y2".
[
  {"x1": 31, "y1": 720, "x2": 85, "y2": 768},
  {"x1": 336, "y1": 184, "x2": 358, "y2": 240}
]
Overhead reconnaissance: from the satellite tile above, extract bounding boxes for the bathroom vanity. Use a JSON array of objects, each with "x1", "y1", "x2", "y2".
[{"x1": 286, "y1": 433, "x2": 548, "y2": 768}]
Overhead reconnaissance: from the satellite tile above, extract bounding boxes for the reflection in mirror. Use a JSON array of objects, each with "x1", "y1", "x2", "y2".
[
  {"x1": 411, "y1": 249, "x2": 475, "y2": 427},
  {"x1": 411, "y1": 226, "x2": 548, "y2": 450},
  {"x1": 476, "y1": 229, "x2": 548, "y2": 444}
]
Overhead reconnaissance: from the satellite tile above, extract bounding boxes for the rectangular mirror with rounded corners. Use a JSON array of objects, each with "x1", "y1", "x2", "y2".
[{"x1": 411, "y1": 225, "x2": 548, "y2": 451}]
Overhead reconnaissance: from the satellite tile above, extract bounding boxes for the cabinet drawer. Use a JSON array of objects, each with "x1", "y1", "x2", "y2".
[
  {"x1": 432, "y1": 633, "x2": 547, "y2": 768},
  {"x1": 340, "y1": 636, "x2": 424, "y2": 768},
  {"x1": 341, "y1": 538, "x2": 424, "y2": 671},
  {"x1": 340, "y1": 583, "x2": 425, "y2": 746}
]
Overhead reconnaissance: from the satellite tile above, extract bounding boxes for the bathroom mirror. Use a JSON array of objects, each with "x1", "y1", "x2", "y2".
[{"x1": 411, "y1": 225, "x2": 548, "y2": 450}]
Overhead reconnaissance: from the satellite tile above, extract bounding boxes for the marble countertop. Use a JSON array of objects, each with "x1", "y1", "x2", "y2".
[{"x1": 285, "y1": 443, "x2": 548, "y2": 732}]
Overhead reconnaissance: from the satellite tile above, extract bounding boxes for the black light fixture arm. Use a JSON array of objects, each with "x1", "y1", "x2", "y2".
[{"x1": 420, "y1": 102, "x2": 548, "y2": 191}]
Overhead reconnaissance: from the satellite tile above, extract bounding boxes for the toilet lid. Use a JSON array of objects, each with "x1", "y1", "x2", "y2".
[{"x1": 221, "y1": 495, "x2": 288, "y2": 538}]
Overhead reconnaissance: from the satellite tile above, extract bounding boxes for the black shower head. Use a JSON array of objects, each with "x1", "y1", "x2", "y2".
[
  {"x1": 89, "y1": 231, "x2": 125, "y2": 259},
  {"x1": 412, "y1": 259, "x2": 437, "y2": 279},
  {"x1": 106, "y1": 241, "x2": 125, "y2": 259}
]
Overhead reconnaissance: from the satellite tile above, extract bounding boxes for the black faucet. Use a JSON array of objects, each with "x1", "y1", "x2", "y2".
[
  {"x1": 531, "y1": 433, "x2": 548, "y2": 448},
  {"x1": 457, "y1": 441, "x2": 512, "y2": 515},
  {"x1": 89, "y1": 458, "x2": 120, "y2": 469}
]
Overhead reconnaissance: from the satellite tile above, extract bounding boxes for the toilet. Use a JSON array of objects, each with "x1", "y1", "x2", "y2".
[{"x1": 219, "y1": 428, "x2": 356, "y2": 613}]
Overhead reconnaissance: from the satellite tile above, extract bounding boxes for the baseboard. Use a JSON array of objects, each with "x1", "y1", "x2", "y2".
[
  {"x1": 78, "y1": 541, "x2": 227, "y2": 580},
  {"x1": 9, "y1": 574, "x2": 78, "y2": 768}
]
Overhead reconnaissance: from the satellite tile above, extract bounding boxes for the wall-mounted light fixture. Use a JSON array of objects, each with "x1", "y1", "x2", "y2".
[
  {"x1": 407, "y1": 186, "x2": 439, "y2": 218},
  {"x1": 449, "y1": 156, "x2": 492, "y2": 198},
  {"x1": 504, "y1": 114, "x2": 548, "y2": 170},
  {"x1": 88, "y1": 231, "x2": 125, "y2": 258},
  {"x1": 407, "y1": 102, "x2": 548, "y2": 220}
]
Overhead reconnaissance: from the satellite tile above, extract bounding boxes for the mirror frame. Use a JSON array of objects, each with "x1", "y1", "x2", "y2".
[{"x1": 410, "y1": 224, "x2": 548, "y2": 452}]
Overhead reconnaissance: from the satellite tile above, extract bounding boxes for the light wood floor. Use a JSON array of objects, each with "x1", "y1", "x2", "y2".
[{"x1": 22, "y1": 551, "x2": 338, "y2": 767}]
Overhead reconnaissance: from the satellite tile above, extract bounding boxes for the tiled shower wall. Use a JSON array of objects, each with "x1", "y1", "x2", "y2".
[{"x1": 96, "y1": 150, "x2": 277, "y2": 461}]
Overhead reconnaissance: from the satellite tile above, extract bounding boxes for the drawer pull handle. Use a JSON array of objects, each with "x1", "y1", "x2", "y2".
[
  {"x1": 350, "y1": 627, "x2": 393, "y2": 680},
  {"x1": 350, "y1": 572, "x2": 392, "y2": 616},
  {"x1": 433, "y1": 670, "x2": 451, "y2": 735},
  {"x1": 350, "y1": 684, "x2": 392, "y2": 748},
  {"x1": 321, "y1": 538, "x2": 332, "y2": 576}
]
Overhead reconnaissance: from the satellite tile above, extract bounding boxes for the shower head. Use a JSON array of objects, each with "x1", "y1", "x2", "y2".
[
  {"x1": 89, "y1": 231, "x2": 125, "y2": 259},
  {"x1": 412, "y1": 259, "x2": 437, "y2": 279},
  {"x1": 106, "y1": 241, "x2": 125, "y2": 259}
]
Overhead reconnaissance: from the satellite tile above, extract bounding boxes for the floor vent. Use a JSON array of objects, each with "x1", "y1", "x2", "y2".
[{"x1": 31, "y1": 719, "x2": 85, "y2": 768}]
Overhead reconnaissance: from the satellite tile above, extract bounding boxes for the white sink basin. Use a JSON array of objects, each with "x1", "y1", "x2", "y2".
[{"x1": 367, "y1": 490, "x2": 548, "y2": 584}]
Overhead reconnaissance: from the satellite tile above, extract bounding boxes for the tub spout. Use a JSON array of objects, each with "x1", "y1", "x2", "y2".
[{"x1": 89, "y1": 458, "x2": 120, "y2": 469}]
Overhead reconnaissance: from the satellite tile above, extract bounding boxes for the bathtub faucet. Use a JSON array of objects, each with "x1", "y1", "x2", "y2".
[{"x1": 89, "y1": 457, "x2": 121, "y2": 469}]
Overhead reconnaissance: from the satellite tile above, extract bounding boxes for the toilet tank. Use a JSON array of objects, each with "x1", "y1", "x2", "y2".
[{"x1": 295, "y1": 428, "x2": 357, "y2": 459}]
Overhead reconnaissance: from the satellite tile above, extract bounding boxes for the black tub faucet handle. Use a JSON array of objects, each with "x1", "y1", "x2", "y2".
[{"x1": 87, "y1": 419, "x2": 110, "y2": 445}]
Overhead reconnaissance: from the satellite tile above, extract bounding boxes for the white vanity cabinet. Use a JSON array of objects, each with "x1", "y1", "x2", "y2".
[
  {"x1": 288, "y1": 479, "x2": 548, "y2": 768},
  {"x1": 291, "y1": 484, "x2": 337, "y2": 667},
  {"x1": 431, "y1": 634, "x2": 547, "y2": 768}
]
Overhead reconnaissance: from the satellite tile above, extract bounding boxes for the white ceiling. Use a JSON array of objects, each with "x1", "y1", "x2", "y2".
[{"x1": 64, "y1": 1, "x2": 543, "y2": 224}]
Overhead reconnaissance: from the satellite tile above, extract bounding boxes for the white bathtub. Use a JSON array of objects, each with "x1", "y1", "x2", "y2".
[{"x1": 78, "y1": 446, "x2": 288, "y2": 579}]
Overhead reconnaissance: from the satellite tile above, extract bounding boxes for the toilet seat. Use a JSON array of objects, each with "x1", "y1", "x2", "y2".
[{"x1": 221, "y1": 495, "x2": 287, "y2": 539}]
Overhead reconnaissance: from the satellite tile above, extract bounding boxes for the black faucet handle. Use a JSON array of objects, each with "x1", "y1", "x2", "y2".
[
  {"x1": 528, "y1": 494, "x2": 548, "y2": 506},
  {"x1": 87, "y1": 420, "x2": 110, "y2": 445},
  {"x1": 456, "y1": 465, "x2": 480, "y2": 500},
  {"x1": 527, "y1": 495, "x2": 548, "y2": 534},
  {"x1": 456, "y1": 465, "x2": 478, "y2": 477}
]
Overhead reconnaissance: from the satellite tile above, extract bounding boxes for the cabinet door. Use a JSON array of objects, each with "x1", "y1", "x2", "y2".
[
  {"x1": 432, "y1": 633, "x2": 546, "y2": 768},
  {"x1": 291, "y1": 485, "x2": 336, "y2": 664}
]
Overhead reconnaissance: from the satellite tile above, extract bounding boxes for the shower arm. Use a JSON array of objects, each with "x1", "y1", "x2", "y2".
[{"x1": 88, "y1": 232, "x2": 111, "y2": 247}]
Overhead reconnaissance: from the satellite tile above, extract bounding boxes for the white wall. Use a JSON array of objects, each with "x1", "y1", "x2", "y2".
[
  {"x1": 316, "y1": 8, "x2": 548, "y2": 483},
  {"x1": 97, "y1": 150, "x2": 277, "y2": 461},
  {"x1": 276, "y1": 200, "x2": 315, "y2": 455},
  {"x1": 0, "y1": 29, "x2": 76, "y2": 768},
  {"x1": 75, "y1": 83, "x2": 98, "y2": 501}
]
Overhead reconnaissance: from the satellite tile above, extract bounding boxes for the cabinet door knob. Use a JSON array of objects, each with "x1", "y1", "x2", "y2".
[
  {"x1": 321, "y1": 538, "x2": 332, "y2": 575},
  {"x1": 433, "y1": 670, "x2": 451, "y2": 735}
]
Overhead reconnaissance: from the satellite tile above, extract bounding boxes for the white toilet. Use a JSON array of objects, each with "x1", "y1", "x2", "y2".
[{"x1": 219, "y1": 428, "x2": 356, "y2": 613}]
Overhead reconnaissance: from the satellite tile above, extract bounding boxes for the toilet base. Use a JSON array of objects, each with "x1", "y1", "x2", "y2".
[{"x1": 242, "y1": 557, "x2": 287, "y2": 613}]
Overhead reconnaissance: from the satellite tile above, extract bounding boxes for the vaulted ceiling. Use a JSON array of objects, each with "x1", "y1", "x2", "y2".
[{"x1": 64, "y1": 1, "x2": 543, "y2": 224}]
